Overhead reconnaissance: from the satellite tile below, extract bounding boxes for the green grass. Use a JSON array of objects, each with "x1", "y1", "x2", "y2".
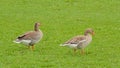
[{"x1": 0, "y1": 0, "x2": 120, "y2": 68}]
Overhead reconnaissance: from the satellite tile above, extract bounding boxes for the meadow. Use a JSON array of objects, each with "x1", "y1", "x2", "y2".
[{"x1": 0, "y1": 0, "x2": 120, "y2": 68}]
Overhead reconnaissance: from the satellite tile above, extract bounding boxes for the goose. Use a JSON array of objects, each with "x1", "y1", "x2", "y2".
[
  {"x1": 60, "y1": 28, "x2": 94, "y2": 55},
  {"x1": 13, "y1": 23, "x2": 43, "y2": 50}
]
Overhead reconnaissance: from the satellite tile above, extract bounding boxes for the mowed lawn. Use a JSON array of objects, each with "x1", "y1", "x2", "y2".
[{"x1": 0, "y1": 0, "x2": 120, "y2": 68}]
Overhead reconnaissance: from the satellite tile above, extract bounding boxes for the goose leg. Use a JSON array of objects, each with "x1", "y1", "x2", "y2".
[
  {"x1": 31, "y1": 45, "x2": 34, "y2": 51},
  {"x1": 81, "y1": 48, "x2": 84, "y2": 55},
  {"x1": 73, "y1": 49, "x2": 77, "y2": 55}
]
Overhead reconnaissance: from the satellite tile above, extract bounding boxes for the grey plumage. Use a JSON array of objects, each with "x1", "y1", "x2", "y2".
[
  {"x1": 13, "y1": 23, "x2": 43, "y2": 50},
  {"x1": 60, "y1": 28, "x2": 94, "y2": 54}
]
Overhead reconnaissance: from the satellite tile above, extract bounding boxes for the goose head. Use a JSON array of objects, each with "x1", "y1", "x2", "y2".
[
  {"x1": 34, "y1": 23, "x2": 41, "y2": 31},
  {"x1": 84, "y1": 28, "x2": 94, "y2": 36}
]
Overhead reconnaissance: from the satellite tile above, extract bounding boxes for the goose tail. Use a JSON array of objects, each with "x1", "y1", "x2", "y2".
[
  {"x1": 60, "y1": 44, "x2": 69, "y2": 46},
  {"x1": 13, "y1": 39, "x2": 21, "y2": 43}
]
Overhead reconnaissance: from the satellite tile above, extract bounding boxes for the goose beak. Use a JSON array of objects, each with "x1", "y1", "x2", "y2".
[
  {"x1": 92, "y1": 32, "x2": 95, "y2": 36},
  {"x1": 37, "y1": 23, "x2": 41, "y2": 26},
  {"x1": 39, "y1": 23, "x2": 42, "y2": 26}
]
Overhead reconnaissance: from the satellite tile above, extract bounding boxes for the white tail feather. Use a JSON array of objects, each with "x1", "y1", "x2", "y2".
[
  {"x1": 13, "y1": 39, "x2": 21, "y2": 43},
  {"x1": 60, "y1": 44, "x2": 70, "y2": 46},
  {"x1": 13, "y1": 40, "x2": 21, "y2": 43}
]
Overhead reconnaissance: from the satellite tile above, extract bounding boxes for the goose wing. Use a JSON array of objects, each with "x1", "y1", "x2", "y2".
[{"x1": 64, "y1": 35, "x2": 86, "y2": 44}]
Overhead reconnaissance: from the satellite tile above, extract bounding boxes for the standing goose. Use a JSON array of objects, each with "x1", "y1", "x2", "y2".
[
  {"x1": 60, "y1": 28, "x2": 94, "y2": 55},
  {"x1": 13, "y1": 23, "x2": 43, "y2": 50}
]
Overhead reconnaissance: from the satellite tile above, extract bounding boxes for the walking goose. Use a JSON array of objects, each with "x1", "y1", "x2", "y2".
[
  {"x1": 60, "y1": 28, "x2": 94, "y2": 54},
  {"x1": 13, "y1": 23, "x2": 43, "y2": 50}
]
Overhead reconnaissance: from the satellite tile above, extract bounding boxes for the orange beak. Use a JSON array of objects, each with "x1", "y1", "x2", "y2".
[
  {"x1": 39, "y1": 23, "x2": 41, "y2": 26},
  {"x1": 92, "y1": 32, "x2": 95, "y2": 36}
]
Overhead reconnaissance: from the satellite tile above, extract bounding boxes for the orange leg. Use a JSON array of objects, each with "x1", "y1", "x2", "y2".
[
  {"x1": 81, "y1": 48, "x2": 84, "y2": 55},
  {"x1": 73, "y1": 49, "x2": 77, "y2": 55},
  {"x1": 32, "y1": 45, "x2": 34, "y2": 51}
]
